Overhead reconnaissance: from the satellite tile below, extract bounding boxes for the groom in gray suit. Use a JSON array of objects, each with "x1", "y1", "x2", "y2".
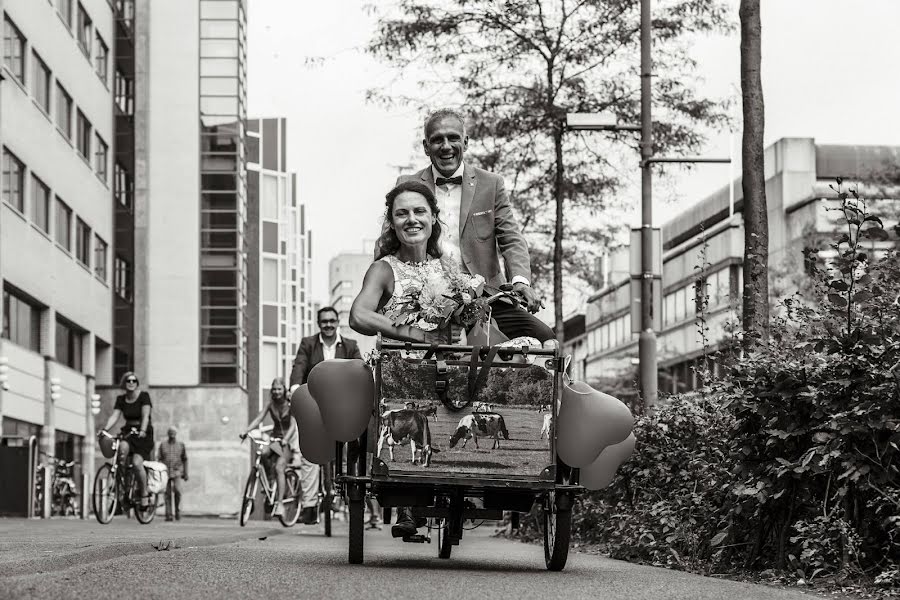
[{"x1": 394, "y1": 108, "x2": 554, "y2": 343}]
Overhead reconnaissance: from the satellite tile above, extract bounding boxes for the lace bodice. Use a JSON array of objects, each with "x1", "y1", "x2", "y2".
[{"x1": 379, "y1": 255, "x2": 451, "y2": 343}]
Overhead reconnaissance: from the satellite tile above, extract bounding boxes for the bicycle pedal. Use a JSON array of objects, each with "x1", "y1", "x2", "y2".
[{"x1": 402, "y1": 534, "x2": 427, "y2": 543}]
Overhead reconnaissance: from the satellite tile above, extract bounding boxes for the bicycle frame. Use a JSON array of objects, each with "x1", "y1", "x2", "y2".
[{"x1": 247, "y1": 436, "x2": 284, "y2": 506}]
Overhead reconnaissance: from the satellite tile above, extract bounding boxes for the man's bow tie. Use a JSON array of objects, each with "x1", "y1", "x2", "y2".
[{"x1": 435, "y1": 176, "x2": 463, "y2": 187}]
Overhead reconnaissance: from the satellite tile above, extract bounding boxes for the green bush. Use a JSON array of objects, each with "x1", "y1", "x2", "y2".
[{"x1": 531, "y1": 183, "x2": 900, "y2": 585}]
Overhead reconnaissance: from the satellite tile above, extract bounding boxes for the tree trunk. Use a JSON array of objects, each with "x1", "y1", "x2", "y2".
[
  {"x1": 553, "y1": 128, "x2": 565, "y2": 344},
  {"x1": 739, "y1": 0, "x2": 769, "y2": 347}
]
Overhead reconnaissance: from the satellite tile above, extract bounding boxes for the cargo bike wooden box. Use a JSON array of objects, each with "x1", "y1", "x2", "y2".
[{"x1": 334, "y1": 335, "x2": 583, "y2": 570}]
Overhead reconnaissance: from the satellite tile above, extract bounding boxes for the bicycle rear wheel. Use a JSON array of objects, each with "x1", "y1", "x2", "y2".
[
  {"x1": 279, "y1": 470, "x2": 302, "y2": 527},
  {"x1": 92, "y1": 464, "x2": 117, "y2": 524},
  {"x1": 239, "y1": 472, "x2": 257, "y2": 526}
]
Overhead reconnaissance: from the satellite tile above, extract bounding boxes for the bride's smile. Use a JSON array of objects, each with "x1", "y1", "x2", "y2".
[{"x1": 391, "y1": 192, "x2": 436, "y2": 259}]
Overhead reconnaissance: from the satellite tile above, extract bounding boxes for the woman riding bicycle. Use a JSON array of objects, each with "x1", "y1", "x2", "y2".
[
  {"x1": 240, "y1": 377, "x2": 296, "y2": 518},
  {"x1": 98, "y1": 371, "x2": 154, "y2": 507}
]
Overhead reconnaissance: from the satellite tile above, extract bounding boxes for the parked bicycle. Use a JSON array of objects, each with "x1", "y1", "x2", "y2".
[
  {"x1": 93, "y1": 429, "x2": 157, "y2": 524},
  {"x1": 239, "y1": 431, "x2": 302, "y2": 527},
  {"x1": 33, "y1": 453, "x2": 79, "y2": 517}
]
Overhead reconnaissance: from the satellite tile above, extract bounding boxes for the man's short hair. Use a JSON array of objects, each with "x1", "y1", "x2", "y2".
[
  {"x1": 424, "y1": 108, "x2": 466, "y2": 138},
  {"x1": 317, "y1": 306, "x2": 339, "y2": 322}
]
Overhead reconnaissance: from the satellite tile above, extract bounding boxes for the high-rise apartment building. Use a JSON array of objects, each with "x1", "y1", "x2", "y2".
[
  {"x1": 121, "y1": 0, "x2": 249, "y2": 513},
  {"x1": 1, "y1": 0, "x2": 119, "y2": 486},
  {"x1": 329, "y1": 251, "x2": 376, "y2": 356},
  {"x1": 247, "y1": 117, "x2": 313, "y2": 412}
]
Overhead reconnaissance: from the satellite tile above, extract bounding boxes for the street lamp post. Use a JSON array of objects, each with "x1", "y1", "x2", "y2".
[
  {"x1": 638, "y1": 0, "x2": 657, "y2": 406},
  {"x1": 567, "y1": 0, "x2": 731, "y2": 408}
]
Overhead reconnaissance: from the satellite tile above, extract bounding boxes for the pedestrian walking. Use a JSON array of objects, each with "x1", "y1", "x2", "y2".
[{"x1": 157, "y1": 426, "x2": 188, "y2": 521}]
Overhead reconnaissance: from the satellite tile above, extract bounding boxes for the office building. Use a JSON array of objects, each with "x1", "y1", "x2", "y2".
[
  {"x1": 1, "y1": 0, "x2": 120, "y2": 488},
  {"x1": 247, "y1": 117, "x2": 313, "y2": 412},
  {"x1": 565, "y1": 138, "x2": 900, "y2": 395},
  {"x1": 329, "y1": 251, "x2": 376, "y2": 356}
]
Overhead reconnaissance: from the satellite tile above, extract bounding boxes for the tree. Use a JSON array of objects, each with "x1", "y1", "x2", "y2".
[
  {"x1": 367, "y1": 0, "x2": 732, "y2": 342},
  {"x1": 739, "y1": 0, "x2": 769, "y2": 346}
]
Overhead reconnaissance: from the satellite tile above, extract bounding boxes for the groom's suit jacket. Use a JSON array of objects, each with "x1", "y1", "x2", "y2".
[
  {"x1": 395, "y1": 164, "x2": 532, "y2": 293},
  {"x1": 289, "y1": 334, "x2": 362, "y2": 389}
]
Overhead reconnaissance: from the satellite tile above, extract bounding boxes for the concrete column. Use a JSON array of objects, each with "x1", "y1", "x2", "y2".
[
  {"x1": 41, "y1": 358, "x2": 56, "y2": 518},
  {"x1": 84, "y1": 375, "x2": 96, "y2": 502}
]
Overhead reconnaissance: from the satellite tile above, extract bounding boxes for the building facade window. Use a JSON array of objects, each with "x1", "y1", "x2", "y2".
[
  {"x1": 56, "y1": 82, "x2": 73, "y2": 139},
  {"x1": 94, "y1": 235, "x2": 108, "y2": 281},
  {"x1": 114, "y1": 256, "x2": 131, "y2": 301},
  {"x1": 115, "y1": 0, "x2": 134, "y2": 31},
  {"x1": 31, "y1": 174, "x2": 50, "y2": 233},
  {"x1": 76, "y1": 2, "x2": 92, "y2": 57},
  {"x1": 114, "y1": 69, "x2": 133, "y2": 115},
  {"x1": 76, "y1": 110, "x2": 91, "y2": 160},
  {"x1": 114, "y1": 162, "x2": 132, "y2": 210},
  {"x1": 3, "y1": 16, "x2": 26, "y2": 83},
  {"x1": 75, "y1": 218, "x2": 90, "y2": 265},
  {"x1": 2, "y1": 417, "x2": 42, "y2": 447},
  {"x1": 57, "y1": 0, "x2": 73, "y2": 29},
  {"x1": 55, "y1": 316, "x2": 83, "y2": 371},
  {"x1": 94, "y1": 32, "x2": 108, "y2": 83},
  {"x1": 94, "y1": 134, "x2": 108, "y2": 182},
  {"x1": 2, "y1": 287, "x2": 42, "y2": 352},
  {"x1": 31, "y1": 51, "x2": 51, "y2": 114},
  {"x1": 56, "y1": 197, "x2": 72, "y2": 250},
  {"x1": 2, "y1": 147, "x2": 25, "y2": 212}
]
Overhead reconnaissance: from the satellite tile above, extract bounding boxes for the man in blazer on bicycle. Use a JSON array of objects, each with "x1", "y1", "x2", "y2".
[{"x1": 289, "y1": 306, "x2": 368, "y2": 526}]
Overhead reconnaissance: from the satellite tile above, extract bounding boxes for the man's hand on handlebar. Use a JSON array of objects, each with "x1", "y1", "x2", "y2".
[
  {"x1": 238, "y1": 432, "x2": 248, "y2": 441},
  {"x1": 512, "y1": 282, "x2": 543, "y2": 314}
]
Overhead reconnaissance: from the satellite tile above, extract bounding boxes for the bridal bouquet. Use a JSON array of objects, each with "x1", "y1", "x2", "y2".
[{"x1": 385, "y1": 267, "x2": 489, "y2": 332}]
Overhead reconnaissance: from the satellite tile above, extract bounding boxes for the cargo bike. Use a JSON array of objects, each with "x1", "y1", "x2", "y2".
[{"x1": 334, "y1": 328, "x2": 583, "y2": 571}]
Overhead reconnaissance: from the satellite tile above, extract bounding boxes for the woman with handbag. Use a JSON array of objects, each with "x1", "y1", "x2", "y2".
[{"x1": 98, "y1": 371, "x2": 154, "y2": 508}]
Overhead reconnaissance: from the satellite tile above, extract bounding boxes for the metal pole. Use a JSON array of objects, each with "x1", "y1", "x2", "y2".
[{"x1": 639, "y1": 0, "x2": 658, "y2": 407}]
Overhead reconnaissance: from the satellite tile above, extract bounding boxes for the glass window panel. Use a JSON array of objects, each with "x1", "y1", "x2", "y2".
[
  {"x1": 76, "y1": 2, "x2": 92, "y2": 57},
  {"x1": 201, "y1": 288, "x2": 236, "y2": 307},
  {"x1": 56, "y1": 82, "x2": 73, "y2": 139},
  {"x1": 201, "y1": 349, "x2": 237, "y2": 364},
  {"x1": 201, "y1": 269, "x2": 236, "y2": 288},
  {"x1": 263, "y1": 222, "x2": 278, "y2": 254},
  {"x1": 202, "y1": 308, "x2": 237, "y2": 326},
  {"x1": 200, "y1": 58, "x2": 239, "y2": 76},
  {"x1": 201, "y1": 20, "x2": 239, "y2": 38},
  {"x1": 31, "y1": 175, "x2": 50, "y2": 233},
  {"x1": 201, "y1": 366, "x2": 237, "y2": 384},
  {"x1": 200, "y1": 76, "x2": 238, "y2": 96},
  {"x1": 4, "y1": 16, "x2": 26, "y2": 82},
  {"x1": 31, "y1": 51, "x2": 51, "y2": 113},
  {"x1": 262, "y1": 119, "x2": 278, "y2": 170},
  {"x1": 94, "y1": 235, "x2": 107, "y2": 280},
  {"x1": 201, "y1": 154, "x2": 238, "y2": 172},
  {"x1": 262, "y1": 174, "x2": 278, "y2": 220},
  {"x1": 201, "y1": 173, "x2": 236, "y2": 191},
  {"x1": 3, "y1": 149, "x2": 24, "y2": 213},
  {"x1": 201, "y1": 96, "x2": 238, "y2": 116},
  {"x1": 201, "y1": 230, "x2": 238, "y2": 249},
  {"x1": 263, "y1": 258, "x2": 278, "y2": 302},
  {"x1": 200, "y1": 40, "x2": 238, "y2": 58},
  {"x1": 262, "y1": 305, "x2": 278, "y2": 336},
  {"x1": 202, "y1": 192, "x2": 237, "y2": 210},
  {"x1": 56, "y1": 198, "x2": 72, "y2": 250},
  {"x1": 202, "y1": 211, "x2": 237, "y2": 230},
  {"x1": 201, "y1": 328, "x2": 237, "y2": 346},
  {"x1": 200, "y1": 0, "x2": 238, "y2": 19},
  {"x1": 75, "y1": 218, "x2": 91, "y2": 265}
]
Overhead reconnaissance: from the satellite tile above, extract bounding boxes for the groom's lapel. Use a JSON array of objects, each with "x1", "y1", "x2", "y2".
[
  {"x1": 459, "y1": 165, "x2": 477, "y2": 236},
  {"x1": 419, "y1": 167, "x2": 436, "y2": 192}
]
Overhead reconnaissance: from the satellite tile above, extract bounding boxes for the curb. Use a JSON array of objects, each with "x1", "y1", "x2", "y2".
[{"x1": 0, "y1": 527, "x2": 287, "y2": 578}]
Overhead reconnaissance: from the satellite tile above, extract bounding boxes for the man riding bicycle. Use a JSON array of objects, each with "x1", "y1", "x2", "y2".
[{"x1": 240, "y1": 377, "x2": 296, "y2": 518}]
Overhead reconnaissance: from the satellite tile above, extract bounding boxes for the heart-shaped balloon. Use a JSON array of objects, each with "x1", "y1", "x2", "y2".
[
  {"x1": 579, "y1": 433, "x2": 636, "y2": 490},
  {"x1": 556, "y1": 380, "x2": 634, "y2": 468},
  {"x1": 307, "y1": 359, "x2": 374, "y2": 442},
  {"x1": 290, "y1": 384, "x2": 336, "y2": 464}
]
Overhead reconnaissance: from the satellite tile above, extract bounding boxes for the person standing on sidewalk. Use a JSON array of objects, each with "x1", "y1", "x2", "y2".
[{"x1": 158, "y1": 426, "x2": 188, "y2": 521}]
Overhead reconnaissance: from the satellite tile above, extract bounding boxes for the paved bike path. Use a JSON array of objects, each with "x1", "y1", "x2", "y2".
[{"x1": 0, "y1": 517, "x2": 284, "y2": 577}]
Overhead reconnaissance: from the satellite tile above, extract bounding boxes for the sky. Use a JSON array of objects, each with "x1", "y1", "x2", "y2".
[{"x1": 246, "y1": 0, "x2": 900, "y2": 311}]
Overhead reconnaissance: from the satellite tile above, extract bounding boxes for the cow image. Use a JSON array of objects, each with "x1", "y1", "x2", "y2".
[
  {"x1": 377, "y1": 409, "x2": 437, "y2": 466},
  {"x1": 540, "y1": 413, "x2": 553, "y2": 439},
  {"x1": 449, "y1": 413, "x2": 510, "y2": 450},
  {"x1": 472, "y1": 401, "x2": 494, "y2": 413},
  {"x1": 538, "y1": 404, "x2": 551, "y2": 413},
  {"x1": 403, "y1": 401, "x2": 438, "y2": 421}
]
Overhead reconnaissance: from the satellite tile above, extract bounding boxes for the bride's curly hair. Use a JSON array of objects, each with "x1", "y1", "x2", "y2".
[{"x1": 374, "y1": 180, "x2": 445, "y2": 260}]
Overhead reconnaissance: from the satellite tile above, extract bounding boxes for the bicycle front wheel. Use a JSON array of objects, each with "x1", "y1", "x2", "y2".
[
  {"x1": 278, "y1": 470, "x2": 302, "y2": 527},
  {"x1": 132, "y1": 475, "x2": 156, "y2": 524},
  {"x1": 92, "y1": 464, "x2": 117, "y2": 524},
  {"x1": 239, "y1": 472, "x2": 257, "y2": 526}
]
